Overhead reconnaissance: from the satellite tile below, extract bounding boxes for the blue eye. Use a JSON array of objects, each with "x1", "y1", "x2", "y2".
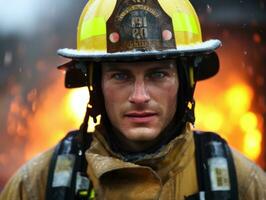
[
  {"x1": 148, "y1": 71, "x2": 166, "y2": 79},
  {"x1": 112, "y1": 73, "x2": 129, "y2": 81}
]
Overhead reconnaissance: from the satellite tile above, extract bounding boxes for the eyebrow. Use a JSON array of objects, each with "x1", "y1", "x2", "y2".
[
  {"x1": 146, "y1": 66, "x2": 175, "y2": 72},
  {"x1": 102, "y1": 66, "x2": 131, "y2": 73},
  {"x1": 102, "y1": 62, "x2": 176, "y2": 73}
]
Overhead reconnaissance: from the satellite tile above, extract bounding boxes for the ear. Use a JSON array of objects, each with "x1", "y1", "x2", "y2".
[
  {"x1": 57, "y1": 60, "x2": 88, "y2": 88},
  {"x1": 64, "y1": 68, "x2": 87, "y2": 88},
  {"x1": 194, "y1": 52, "x2": 220, "y2": 81}
]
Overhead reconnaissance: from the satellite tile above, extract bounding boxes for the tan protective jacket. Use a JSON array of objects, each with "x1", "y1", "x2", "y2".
[{"x1": 1, "y1": 124, "x2": 266, "y2": 200}]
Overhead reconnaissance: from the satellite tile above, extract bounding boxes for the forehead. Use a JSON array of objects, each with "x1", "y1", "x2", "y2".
[{"x1": 101, "y1": 59, "x2": 177, "y2": 72}]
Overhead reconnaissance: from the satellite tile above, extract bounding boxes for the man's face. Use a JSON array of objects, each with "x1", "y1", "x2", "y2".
[{"x1": 101, "y1": 60, "x2": 179, "y2": 151}]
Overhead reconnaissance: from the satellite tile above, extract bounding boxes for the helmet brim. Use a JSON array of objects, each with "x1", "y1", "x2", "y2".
[
  {"x1": 57, "y1": 39, "x2": 221, "y2": 88},
  {"x1": 57, "y1": 39, "x2": 221, "y2": 61}
]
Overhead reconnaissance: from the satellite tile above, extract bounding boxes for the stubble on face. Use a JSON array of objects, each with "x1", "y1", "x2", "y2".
[{"x1": 101, "y1": 60, "x2": 179, "y2": 152}]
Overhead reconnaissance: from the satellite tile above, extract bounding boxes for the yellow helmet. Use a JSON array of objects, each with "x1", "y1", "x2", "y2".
[
  {"x1": 57, "y1": 0, "x2": 222, "y2": 128},
  {"x1": 58, "y1": 0, "x2": 221, "y2": 61}
]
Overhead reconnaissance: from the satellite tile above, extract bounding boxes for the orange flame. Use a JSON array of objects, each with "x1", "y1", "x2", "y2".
[
  {"x1": 195, "y1": 82, "x2": 262, "y2": 161},
  {"x1": 20, "y1": 73, "x2": 263, "y2": 163},
  {"x1": 5, "y1": 52, "x2": 264, "y2": 166},
  {"x1": 23, "y1": 76, "x2": 101, "y2": 160}
]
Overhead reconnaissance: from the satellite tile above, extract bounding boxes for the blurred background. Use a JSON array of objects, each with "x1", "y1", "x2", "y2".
[{"x1": 0, "y1": 0, "x2": 265, "y2": 191}]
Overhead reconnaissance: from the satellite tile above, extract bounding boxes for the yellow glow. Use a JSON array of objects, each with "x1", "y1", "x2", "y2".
[
  {"x1": 195, "y1": 103, "x2": 223, "y2": 132},
  {"x1": 48, "y1": 130, "x2": 66, "y2": 146},
  {"x1": 65, "y1": 88, "x2": 90, "y2": 126},
  {"x1": 225, "y1": 84, "x2": 252, "y2": 115},
  {"x1": 243, "y1": 129, "x2": 262, "y2": 161},
  {"x1": 64, "y1": 88, "x2": 101, "y2": 132},
  {"x1": 195, "y1": 82, "x2": 262, "y2": 162},
  {"x1": 194, "y1": 102, "x2": 204, "y2": 124},
  {"x1": 240, "y1": 112, "x2": 258, "y2": 131},
  {"x1": 204, "y1": 111, "x2": 223, "y2": 132}
]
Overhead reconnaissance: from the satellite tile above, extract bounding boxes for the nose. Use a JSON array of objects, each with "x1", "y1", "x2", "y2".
[{"x1": 128, "y1": 80, "x2": 150, "y2": 104}]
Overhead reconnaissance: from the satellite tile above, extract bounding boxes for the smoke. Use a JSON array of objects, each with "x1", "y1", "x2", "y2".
[
  {"x1": 0, "y1": 0, "x2": 73, "y2": 36},
  {"x1": 0, "y1": 0, "x2": 265, "y2": 190},
  {"x1": 0, "y1": 1, "x2": 87, "y2": 189}
]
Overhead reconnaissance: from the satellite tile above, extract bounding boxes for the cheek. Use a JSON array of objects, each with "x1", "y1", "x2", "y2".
[
  {"x1": 102, "y1": 84, "x2": 114, "y2": 112},
  {"x1": 166, "y1": 88, "x2": 178, "y2": 109},
  {"x1": 155, "y1": 79, "x2": 178, "y2": 101},
  {"x1": 102, "y1": 83, "x2": 126, "y2": 116},
  {"x1": 161, "y1": 82, "x2": 178, "y2": 115}
]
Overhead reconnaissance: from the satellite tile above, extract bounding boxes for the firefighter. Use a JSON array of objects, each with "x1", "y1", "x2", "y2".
[{"x1": 1, "y1": 0, "x2": 266, "y2": 199}]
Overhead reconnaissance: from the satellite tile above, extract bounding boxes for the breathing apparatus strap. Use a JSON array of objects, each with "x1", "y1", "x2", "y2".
[
  {"x1": 186, "y1": 131, "x2": 238, "y2": 200},
  {"x1": 45, "y1": 130, "x2": 94, "y2": 200}
]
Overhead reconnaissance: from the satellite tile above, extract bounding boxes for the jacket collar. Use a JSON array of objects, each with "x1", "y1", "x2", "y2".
[{"x1": 85, "y1": 123, "x2": 195, "y2": 183}]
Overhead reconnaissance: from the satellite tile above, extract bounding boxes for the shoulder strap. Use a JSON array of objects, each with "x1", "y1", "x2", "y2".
[
  {"x1": 45, "y1": 130, "x2": 93, "y2": 200},
  {"x1": 186, "y1": 131, "x2": 238, "y2": 200}
]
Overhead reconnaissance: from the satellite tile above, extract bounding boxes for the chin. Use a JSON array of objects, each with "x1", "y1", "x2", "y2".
[{"x1": 123, "y1": 127, "x2": 160, "y2": 141}]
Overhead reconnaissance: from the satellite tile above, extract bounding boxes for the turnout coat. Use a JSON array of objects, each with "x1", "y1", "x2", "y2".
[{"x1": 1, "y1": 123, "x2": 266, "y2": 200}]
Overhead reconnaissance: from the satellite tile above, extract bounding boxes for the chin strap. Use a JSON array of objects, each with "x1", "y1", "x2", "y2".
[
  {"x1": 79, "y1": 63, "x2": 96, "y2": 155},
  {"x1": 177, "y1": 56, "x2": 197, "y2": 126},
  {"x1": 185, "y1": 100, "x2": 196, "y2": 124}
]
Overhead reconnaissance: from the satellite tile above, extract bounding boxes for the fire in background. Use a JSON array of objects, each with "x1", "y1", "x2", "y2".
[{"x1": 0, "y1": 0, "x2": 265, "y2": 190}]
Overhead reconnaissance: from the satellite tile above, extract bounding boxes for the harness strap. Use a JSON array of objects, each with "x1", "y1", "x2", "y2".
[
  {"x1": 45, "y1": 130, "x2": 93, "y2": 200},
  {"x1": 186, "y1": 131, "x2": 238, "y2": 200},
  {"x1": 46, "y1": 130, "x2": 238, "y2": 200}
]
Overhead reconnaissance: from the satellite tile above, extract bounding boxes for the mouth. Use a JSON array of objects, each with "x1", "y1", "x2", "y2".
[{"x1": 124, "y1": 111, "x2": 158, "y2": 123}]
